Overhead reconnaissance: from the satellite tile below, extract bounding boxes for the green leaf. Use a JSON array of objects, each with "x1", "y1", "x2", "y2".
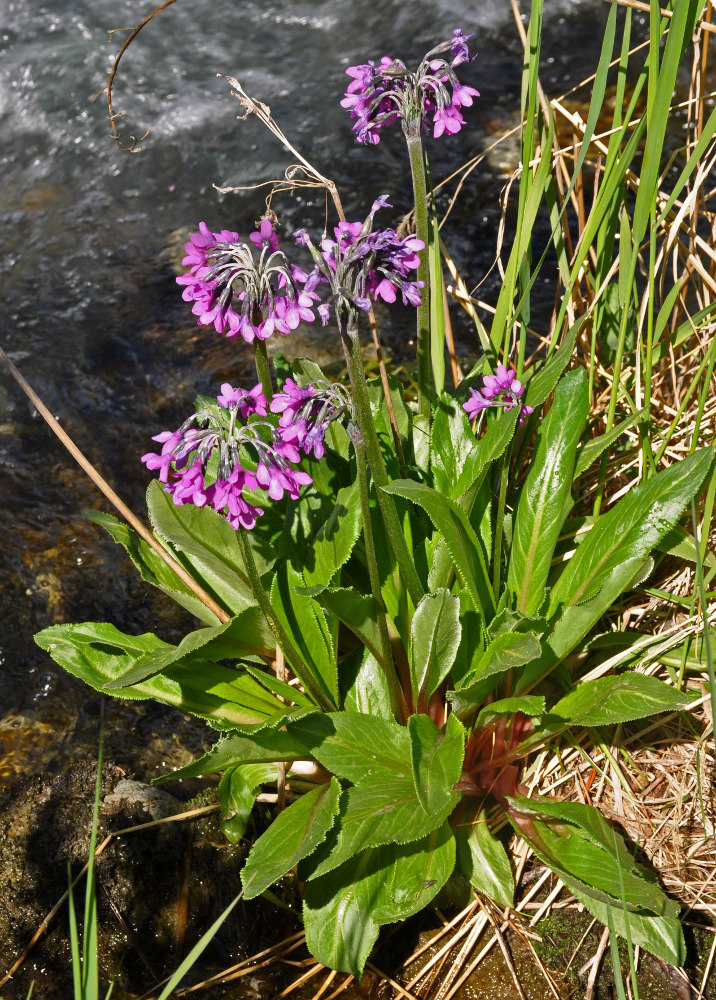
[
  {"x1": 242, "y1": 777, "x2": 342, "y2": 899},
  {"x1": 509, "y1": 795, "x2": 678, "y2": 918},
  {"x1": 517, "y1": 557, "x2": 650, "y2": 693},
  {"x1": 409, "y1": 590, "x2": 461, "y2": 705},
  {"x1": 303, "y1": 825, "x2": 456, "y2": 978},
  {"x1": 550, "y1": 673, "x2": 692, "y2": 727},
  {"x1": 219, "y1": 763, "x2": 276, "y2": 844},
  {"x1": 409, "y1": 714, "x2": 465, "y2": 814},
  {"x1": 294, "y1": 712, "x2": 412, "y2": 784},
  {"x1": 342, "y1": 648, "x2": 394, "y2": 720},
  {"x1": 549, "y1": 449, "x2": 713, "y2": 613},
  {"x1": 474, "y1": 630, "x2": 542, "y2": 680},
  {"x1": 103, "y1": 608, "x2": 274, "y2": 690},
  {"x1": 35, "y1": 622, "x2": 290, "y2": 728},
  {"x1": 296, "y1": 481, "x2": 361, "y2": 588},
  {"x1": 146, "y1": 481, "x2": 261, "y2": 615},
  {"x1": 308, "y1": 771, "x2": 458, "y2": 879},
  {"x1": 382, "y1": 480, "x2": 494, "y2": 617},
  {"x1": 152, "y1": 722, "x2": 321, "y2": 782},
  {"x1": 508, "y1": 369, "x2": 588, "y2": 615},
  {"x1": 475, "y1": 696, "x2": 545, "y2": 731},
  {"x1": 455, "y1": 816, "x2": 514, "y2": 908},
  {"x1": 314, "y1": 588, "x2": 386, "y2": 667},
  {"x1": 430, "y1": 396, "x2": 483, "y2": 501},
  {"x1": 84, "y1": 511, "x2": 222, "y2": 625},
  {"x1": 303, "y1": 851, "x2": 381, "y2": 978},
  {"x1": 271, "y1": 562, "x2": 338, "y2": 707},
  {"x1": 568, "y1": 884, "x2": 685, "y2": 968}
]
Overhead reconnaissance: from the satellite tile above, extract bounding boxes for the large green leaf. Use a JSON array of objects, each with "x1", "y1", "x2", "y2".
[
  {"x1": 569, "y1": 885, "x2": 685, "y2": 968},
  {"x1": 508, "y1": 369, "x2": 588, "y2": 614},
  {"x1": 146, "y1": 481, "x2": 262, "y2": 615},
  {"x1": 550, "y1": 673, "x2": 692, "y2": 727},
  {"x1": 103, "y1": 608, "x2": 275, "y2": 690},
  {"x1": 549, "y1": 448, "x2": 713, "y2": 613},
  {"x1": 382, "y1": 480, "x2": 494, "y2": 617},
  {"x1": 509, "y1": 795, "x2": 678, "y2": 918},
  {"x1": 475, "y1": 696, "x2": 545, "y2": 731},
  {"x1": 284, "y1": 481, "x2": 362, "y2": 592},
  {"x1": 292, "y1": 712, "x2": 412, "y2": 784},
  {"x1": 35, "y1": 622, "x2": 292, "y2": 728},
  {"x1": 308, "y1": 771, "x2": 458, "y2": 879},
  {"x1": 242, "y1": 777, "x2": 342, "y2": 899},
  {"x1": 455, "y1": 815, "x2": 514, "y2": 908},
  {"x1": 409, "y1": 590, "x2": 461, "y2": 705},
  {"x1": 305, "y1": 480, "x2": 362, "y2": 589},
  {"x1": 152, "y1": 721, "x2": 322, "y2": 782},
  {"x1": 516, "y1": 557, "x2": 649, "y2": 692},
  {"x1": 408, "y1": 714, "x2": 465, "y2": 814},
  {"x1": 303, "y1": 852, "x2": 381, "y2": 979},
  {"x1": 303, "y1": 824, "x2": 456, "y2": 977},
  {"x1": 474, "y1": 630, "x2": 542, "y2": 680},
  {"x1": 271, "y1": 562, "x2": 338, "y2": 707}
]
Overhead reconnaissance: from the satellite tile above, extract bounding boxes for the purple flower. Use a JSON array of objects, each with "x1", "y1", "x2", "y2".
[
  {"x1": 177, "y1": 221, "x2": 314, "y2": 343},
  {"x1": 294, "y1": 197, "x2": 424, "y2": 325},
  {"x1": 463, "y1": 363, "x2": 533, "y2": 425},
  {"x1": 342, "y1": 30, "x2": 479, "y2": 144},
  {"x1": 216, "y1": 382, "x2": 268, "y2": 418},
  {"x1": 141, "y1": 382, "x2": 314, "y2": 530}
]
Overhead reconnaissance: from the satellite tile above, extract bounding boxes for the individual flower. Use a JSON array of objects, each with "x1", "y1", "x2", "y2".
[
  {"x1": 342, "y1": 29, "x2": 479, "y2": 143},
  {"x1": 294, "y1": 196, "x2": 424, "y2": 326},
  {"x1": 176, "y1": 220, "x2": 315, "y2": 343},
  {"x1": 463, "y1": 363, "x2": 533, "y2": 425},
  {"x1": 141, "y1": 382, "x2": 312, "y2": 530},
  {"x1": 271, "y1": 377, "x2": 355, "y2": 459}
]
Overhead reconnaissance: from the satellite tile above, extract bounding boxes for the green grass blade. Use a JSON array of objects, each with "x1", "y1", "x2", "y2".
[
  {"x1": 155, "y1": 890, "x2": 244, "y2": 1000},
  {"x1": 81, "y1": 731, "x2": 103, "y2": 1000},
  {"x1": 607, "y1": 905, "x2": 629, "y2": 1000},
  {"x1": 68, "y1": 864, "x2": 83, "y2": 999}
]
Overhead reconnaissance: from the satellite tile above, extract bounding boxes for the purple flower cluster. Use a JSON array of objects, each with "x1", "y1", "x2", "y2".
[
  {"x1": 463, "y1": 363, "x2": 534, "y2": 425},
  {"x1": 176, "y1": 220, "x2": 316, "y2": 343},
  {"x1": 342, "y1": 29, "x2": 479, "y2": 144},
  {"x1": 270, "y1": 378, "x2": 354, "y2": 459},
  {"x1": 295, "y1": 196, "x2": 424, "y2": 324},
  {"x1": 141, "y1": 383, "x2": 312, "y2": 530}
]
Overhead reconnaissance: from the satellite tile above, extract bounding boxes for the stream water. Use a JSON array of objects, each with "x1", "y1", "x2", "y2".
[{"x1": 0, "y1": 1, "x2": 657, "y2": 996}]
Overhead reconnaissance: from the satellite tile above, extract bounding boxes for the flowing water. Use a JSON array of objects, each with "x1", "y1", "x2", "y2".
[{"x1": 0, "y1": 2, "x2": 651, "y2": 995}]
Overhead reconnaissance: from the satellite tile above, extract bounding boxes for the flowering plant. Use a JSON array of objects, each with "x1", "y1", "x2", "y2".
[{"x1": 35, "y1": 17, "x2": 715, "y2": 983}]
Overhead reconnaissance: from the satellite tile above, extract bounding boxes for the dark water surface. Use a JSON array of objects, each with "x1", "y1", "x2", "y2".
[{"x1": 0, "y1": 0, "x2": 612, "y2": 781}]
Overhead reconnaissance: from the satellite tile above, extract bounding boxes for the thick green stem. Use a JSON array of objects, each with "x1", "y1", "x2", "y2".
[
  {"x1": 353, "y1": 437, "x2": 409, "y2": 722},
  {"x1": 253, "y1": 338, "x2": 273, "y2": 401},
  {"x1": 341, "y1": 316, "x2": 424, "y2": 608},
  {"x1": 236, "y1": 529, "x2": 333, "y2": 711},
  {"x1": 405, "y1": 127, "x2": 431, "y2": 419}
]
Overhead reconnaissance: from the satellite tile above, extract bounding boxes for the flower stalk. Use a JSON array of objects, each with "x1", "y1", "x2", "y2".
[
  {"x1": 405, "y1": 128, "x2": 432, "y2": 418},
  {"x1": 341, "y1": 314, "x2": 424, "y2": 608}
]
